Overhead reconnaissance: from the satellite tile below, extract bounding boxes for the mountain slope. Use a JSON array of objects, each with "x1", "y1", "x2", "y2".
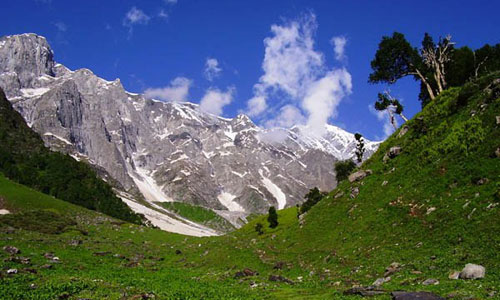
[
  {"x1": 0, "y1": 87, "x2": 143, "y2": 224},
  {"x1": 0, "y1": 33, "x2": 379, "y2": 231}
]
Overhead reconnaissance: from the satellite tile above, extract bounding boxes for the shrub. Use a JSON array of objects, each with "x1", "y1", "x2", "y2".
[
  {"x1": 267, "y1": 206, "x2": 278, "y2": 228},
  {"x1": 255, "y1": 222, "x2": 264, "y2": 235},
  {"x1": 334, "y1": 160, "x2": 356, "y2": 182}
]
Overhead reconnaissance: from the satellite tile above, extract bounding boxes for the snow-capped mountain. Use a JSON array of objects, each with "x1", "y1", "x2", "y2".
[{"x1": 0, "y1": 34, "x2": 379, "y2": 235}]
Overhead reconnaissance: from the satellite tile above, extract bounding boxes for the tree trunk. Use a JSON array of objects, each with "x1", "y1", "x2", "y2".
[
  {"x1": 399, "y1": 113, "x2": 408, "y2": 122},
  {"x1": 415, "y1": 69, "x2": 436, "y2": 100}
]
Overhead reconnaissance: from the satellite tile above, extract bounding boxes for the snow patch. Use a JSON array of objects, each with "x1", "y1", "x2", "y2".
[
  {"x1": 218, "y1": 192, "x2": 245, "y2": 212},
  {"x1": 259, "y1": 170, "x2": 286, "y2": 209},
  {"x1": 120, "y1": 197, "x2": 219, "y2": 237},
  {"x1": 43, "y1": 132, "x2": 72, "y2": 145},
  {"x1": 20, "y1": 87, "x2": 50, "y2": 98},
  {"x1": 131, "y1": 166, "x2": 172, "y2": 203}
]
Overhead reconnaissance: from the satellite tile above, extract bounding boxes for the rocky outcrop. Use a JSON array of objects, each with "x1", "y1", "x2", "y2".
[
  {"x1": 0, "y1": 33, "x2": 379, "y2": 231},
  {"x1": 459, "y1": 263, "x2": 485, "y2": 279}
]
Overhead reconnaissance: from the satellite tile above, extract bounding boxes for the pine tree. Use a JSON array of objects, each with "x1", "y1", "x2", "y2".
[
  {"x1": 354, "y1": 133, "x2": 365, "y2": 163},
  {"x1": 267, "y1": 206, "x2": 278, "y2": 228}
]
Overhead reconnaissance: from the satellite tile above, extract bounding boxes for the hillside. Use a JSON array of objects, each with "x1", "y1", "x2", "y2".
[
  {"x1": 0, "y1": 88, "x2": 142, "y2": 224},
  {"x1": 0, "y1": 74, "x2": 499, "y2": 299}
]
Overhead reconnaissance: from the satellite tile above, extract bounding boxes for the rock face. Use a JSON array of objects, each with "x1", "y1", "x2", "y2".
[
  {"x1": 0, "y1": 33, "x2": 379, "y2": 232},
  {"x1": 459, "y1": 263, "x2": 485, "y2": 279}
]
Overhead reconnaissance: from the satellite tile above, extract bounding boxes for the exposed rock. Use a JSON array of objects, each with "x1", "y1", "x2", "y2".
[
  {"x1": 459, "y1": 263, "x2": 485, "y2": 279},
  {"x1": 40, "y1": 264, "x2": 53, "y2": 269},
  {"x1": 344, "y1": 286, "x2": 386, "y2": 297},
  {"x1": 43, "y1": 252, "x2": 55, "y2": 259},
  {"x1": 422, "y1": 278, "x2": 439, "y2": 285},
  {"x1": 496, "y1": 116, "x2": 500, "y2": 125},
  {"x1": 391, "y1": 291, "x2": 444, "y2": 300},
  {"x1": 448, "y1": 271, "x2": 460, "y2": 280},
  {"x1": 373, "y1": 276, "x2": 391, "y2": 286},
  {"x1": 3, "y1": 246, "x2": 20, "y2": 255},
  {"x1": 234, "y1": 268, "x2": 258, "y2": 279},
  {"x1": 382, "y1": 180, "x2": 388, "y2": 186},
  {"x1": 93, "y1": 251, "x2": 111, "y2": 256},
  {"x1": 350, "y1": 187, "x2": 360, "y2": 199},
  {"x1": 334, "y1": 191, "x2": 344, "y2": 199},
  {"x1": 398, "y1": 125, "x2": 409, "y2": 137},
  {"x1": 495, "y1": 147, "x2": 500, "y2": 158},
  {"x1": 476, "y1": 178, "x2": 489, "y2": 185},
  {"x1": 268, "y1": 275, "x2": 294, "y2": 285},
  {"x1": 388, "y1": 147, "x2": 402, "y2": 158},
  {"x1": 348, "y1": 170, "x2": 372, "y2": 183},
  {"x1": 384, "y1": 262, "x2": 401, "y2": 277},
  {"x1": 6, "y1": 269, "x2": 18, "y2": 275}
]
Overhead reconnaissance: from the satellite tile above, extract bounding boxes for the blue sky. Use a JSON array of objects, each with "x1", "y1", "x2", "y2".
[{"x1": 2, "y1": 0, "x2": 499, "y2": 140}]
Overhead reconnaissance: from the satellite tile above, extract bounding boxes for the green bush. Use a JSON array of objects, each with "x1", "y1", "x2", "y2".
[{"x1": 334, "y1": 160, "x2": 356, "y2": 182}]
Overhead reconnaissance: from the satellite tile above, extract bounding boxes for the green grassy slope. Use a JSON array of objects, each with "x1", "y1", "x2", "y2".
[
  {"x1": 156, "y1": 201, "x2": 235, "y2": 232},
  {"x1": 0, "y1": 74, "x2": 499, "y2": 299}
]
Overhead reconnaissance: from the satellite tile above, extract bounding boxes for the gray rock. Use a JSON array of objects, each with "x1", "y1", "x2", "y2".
[
  {"x1": 6, "y1": 269, "x2": 18, "y2": 275},
  {"x1": 3, "y1": 246, "x2": 20, "y2": 255},
  {"x1": 388, "y1": 147, "x2": 402, "y2": 158},
  {"x1": 0, "y1": 33, "x2": 380, "y2": 232},
  {"x1": 268, "y1": 274, "x2": 294, "y2": 285},
  {"x1": 344, "y1": 286, "x2": 386, "y2": 297},
  {"x1": 398, "y1": 125, "x2": 409, "y2": 137},
  {"x1": 373, "y1": 276, "x2": 391, "y2": 286},
  {"x1": 348, "y1": 169, "x2": 372, "y2": 183},
  {"x1": 384, "y1": 262, "x2": 401, "y2": 276},
  {"x1": 422, "y1": 278, "x2": 439, "y2": 285},
  {"x1": 459, "y1": 263, "x2": 485, "y2": 279},
  {"x1": 350, "y1": 187, "x2": 360, "y2": 199},
  {"x1": 496, "y1": 115, "x2": 500, "y2": 125},
  {"x1": 391, "y1": 291, "x2": 444, "y2": 300},
  {"x1": 448, "y1": 271, "x2": 460, "y2": 280}
]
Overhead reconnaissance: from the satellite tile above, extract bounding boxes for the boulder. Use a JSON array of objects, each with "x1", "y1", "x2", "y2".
[
  {"x1": 3, "y1": 246, "x2": 20, "y2": 255},
  {"x1": 388, "y1": 147, "x2": 402, "y2": 158},
  {"x1": 391, "y1": 291, "x2": 444, "y2": 300},
  {"x1": 348, "y1": 170, "x2": 372, "y2": 183},
  {"x1": 6, "y1": 269, "x2": 18, "y2": 275},
  {"x1": 459, "y1": 263, "x2": 485, "y2": 279}
]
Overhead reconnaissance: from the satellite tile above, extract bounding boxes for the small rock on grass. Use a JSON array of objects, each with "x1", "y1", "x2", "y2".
[
  {"x1": 422, "y1": 278, "x2": 439, "y2": 285},
  {"x1": 3, "y1": 246, "x2": 20, "y2": 255},
  {"x1": 391, "y1": 291, "x2": 444, "y2": 300}
]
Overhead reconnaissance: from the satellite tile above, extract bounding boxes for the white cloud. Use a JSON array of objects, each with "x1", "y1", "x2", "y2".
[
  {"x1": 368, "y1": 104, "x2": 395, "y2": 139},
  {"x1": 246, "y1": 96, "x2": 267, "y2": 117},
  {"x1": 199, "y1": 87, "x2": 234, "y2": 116},
  {"x1": 53, "y1": 21, "x2": 67, "y2": 32},
  {"x1": 123, "y1": 7, "x2": 150, "y2": 32},
  {"x1": 158, "y1": 9, "x2": 168, "y2": 19},
  {"x1": 302, "y1": 69, "x2": 352, "y2": 136},
  {"x1": 245, "y1": 13, "x2": 352, "y2": 136},
  {"x1": 331, "y1": 36, "x2": 347, "y2": 61},
  {"x1": 264, "y1": 105, "x2": 306, "y2": 128},
  {"x1": 144, "y1": 77, "x2": 192, "y2": 102},
  {"x1": 204, "y1": 58, "x2": 222, "y2": 81},
  {"x1": 164, "y1": 0, "x2": 178, "y2": 4}
]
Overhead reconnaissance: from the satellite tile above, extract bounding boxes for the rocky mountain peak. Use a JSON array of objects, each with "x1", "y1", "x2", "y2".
[{"x1": 0, "y1": 33, "x2": 55, "y2": 89}]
